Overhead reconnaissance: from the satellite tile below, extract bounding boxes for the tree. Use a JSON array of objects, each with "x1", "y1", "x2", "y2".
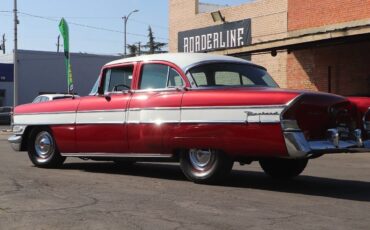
[
  {"x1": 127, "y1": 44, "x2": 138, "y2": 57},
  {"x1": 143, "y1": 26, "x2": 167, "y2": 54}
]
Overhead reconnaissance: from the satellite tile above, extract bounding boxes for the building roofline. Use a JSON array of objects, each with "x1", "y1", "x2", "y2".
[{"x1": 17, "y1": 49, "x2": 119, "y2": 58}]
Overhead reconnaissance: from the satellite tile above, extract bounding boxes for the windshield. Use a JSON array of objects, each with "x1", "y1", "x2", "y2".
[
  {"x1": 89, "y1": 77, "x2": 100, "y2": 95},
  {"x1": 188, "y1": 63, "x2": 279, "y2": 88}
]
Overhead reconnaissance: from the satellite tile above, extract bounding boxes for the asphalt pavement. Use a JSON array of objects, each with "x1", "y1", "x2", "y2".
[{"x1": 0, "y1": 131, "x2": 369, "y2": 230}]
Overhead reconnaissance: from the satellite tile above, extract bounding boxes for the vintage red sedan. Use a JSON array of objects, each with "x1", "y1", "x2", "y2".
[{"x1": 8, "y1": 53, "x2": 370, "y2": 183}]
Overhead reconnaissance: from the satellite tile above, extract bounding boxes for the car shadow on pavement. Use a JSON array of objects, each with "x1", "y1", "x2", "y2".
[{"x1": 60, "y1": 162, "x2": 370, "y2": 202}]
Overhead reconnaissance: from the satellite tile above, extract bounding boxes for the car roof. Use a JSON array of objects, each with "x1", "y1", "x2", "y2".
[{"x1": 105, "y1": 53, "x2": 255, "y2": 72}]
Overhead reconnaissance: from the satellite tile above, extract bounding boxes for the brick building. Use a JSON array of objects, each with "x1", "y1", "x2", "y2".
[{"x1": 169, "y1": 0, "x2": 370, "y2": 96}]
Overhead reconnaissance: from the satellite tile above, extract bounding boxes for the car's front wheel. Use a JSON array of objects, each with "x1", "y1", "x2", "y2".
[
  {"x1": 180, "y1": 149, "x2": 233, "y2": 184},
  {"x1": 259, "y1": 158, "x2": 308, "y2": 179},
  {"x1": 27, "y1": 127, "x2": 66, "y2": 168}
]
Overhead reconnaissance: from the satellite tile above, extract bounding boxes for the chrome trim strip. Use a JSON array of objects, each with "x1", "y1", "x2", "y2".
[
  {"x1": 183, "y1": 60, "x2": 263, "y2": 74},
  {"x1": 128, "y1": 107, "x2": 180, "y2": 111},
  {"x1": 17, "y1": 109, "x2": 127, "y2": 116},
  {"x1": 15, "y1": 111, "x2": 75, "y2": 115},
  {"x1": 77, "y1": 109, "x2": 126, "y2": 113},
  {"x1": 279, "y1": 93, "x2": 304, "y2": 121},
  {"x1": 180, "y1": 120, "x2": 280, "y2": 124},
  {"x1": 61, "y1": 153, "x2": 173, "y2": 158},
  {"x1": 130, "y1": 88, "x2": 181, "y2": 93},
  {"x1": 128, "y1": 105, "x2": 286, "y2": 113},
  {"x1": 181, "y1": 105, "x2": 286, "y2": 110}
]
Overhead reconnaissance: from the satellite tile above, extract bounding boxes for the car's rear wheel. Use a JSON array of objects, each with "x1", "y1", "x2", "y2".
[
  {"x1": 259, "y1": 158, "x2": 308, "y2": 179},
  {"x1": 27, "y1": 127, "x2": 66, "y2": 168},
  {"x1": 180, "y1": 149, "x2": 233, "y2": 184}
]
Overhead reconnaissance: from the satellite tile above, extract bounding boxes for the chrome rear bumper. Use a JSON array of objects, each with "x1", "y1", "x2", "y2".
[
  {"x1": 284, "y1": 130, "x2": 370, "y2": 158},
  {"x1": 8, "y1": 135, "x2": 22, "y2": 151}
]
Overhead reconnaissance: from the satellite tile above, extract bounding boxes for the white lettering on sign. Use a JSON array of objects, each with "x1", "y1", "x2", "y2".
[
  {"x1": 183, "y1": 37, "x2": 189, "y2": 53},
  {"x1": 238, "y1": 28, "x2": 245, "y2": 46},
  {"x1": 179, "y1": 19, "x2": 251, "y2": 53},
  {"x1": 182, "y1": 29, "x2": 246, "y2": 53}
]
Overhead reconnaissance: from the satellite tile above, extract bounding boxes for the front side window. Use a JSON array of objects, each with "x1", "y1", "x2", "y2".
[
  {"x1": 140, "y1": 64, "x2": 184, "y2": 90},
  {"x1": 89, "y1": 77, "x2": 100, "y2": 95},
  {"x1": 32, "y1": 96, "x2": 42, "y2": 103},
  {"x1": 41, "y1": 96, "x2": 49, "y2": 102},
  {"x1": 189, "y1": 63, "x2": 279, "y2": 88},
  {"x1": 104, "y1": 66, "x2": 133, "y2": 93}
]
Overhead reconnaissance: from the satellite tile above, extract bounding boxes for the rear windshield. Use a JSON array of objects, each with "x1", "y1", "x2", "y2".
[{"x1": 188, "y1": 63, "x2": 279, "y2": 88}]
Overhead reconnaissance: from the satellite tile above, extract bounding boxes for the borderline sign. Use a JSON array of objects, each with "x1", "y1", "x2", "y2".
[{"x1": 178, "y1": 19, "x2": 251, "y2": 53}]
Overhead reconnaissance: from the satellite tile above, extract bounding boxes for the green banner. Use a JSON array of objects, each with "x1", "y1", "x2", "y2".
[{"x1": 59, "y1": 18, "x2": 74, "y2": 93}]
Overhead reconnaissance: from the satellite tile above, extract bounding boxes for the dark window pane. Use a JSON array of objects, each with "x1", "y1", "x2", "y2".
[
  {"x1": 189, "y1": 63, "x2": 279, "y2": 88},
  {"x1": 215, "y1": 71, "x2": 241, "y2": 86},
  {"x1": 140, "y1": 64, "x2": 168, "y2": 89},
  {"x1": 104, "y1": 67, "x2": 133, "y2": 93},
  {"x1": 168, "y1": 68, "x2": 184, "y2": 87},
  {"x1": 192, "y1": 72, "x2": 207, "y2": 86}
]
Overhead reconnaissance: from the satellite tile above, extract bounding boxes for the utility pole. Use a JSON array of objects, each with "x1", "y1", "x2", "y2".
[
  {"x1": 1, "y1": 34, "x2": 5, "y2": 54},
  {"x1": 138, "y1": 42, "x2": 141, "y2": 56},
  {"x1": 56, "y1": 35, "x2": 60, "y2": 53},
  {"x1": 13, "y1": 0, "x2": 19, "y2": 107},
  {"x1": 122, "y1": 9, "x2": 139, "y2": 57}
]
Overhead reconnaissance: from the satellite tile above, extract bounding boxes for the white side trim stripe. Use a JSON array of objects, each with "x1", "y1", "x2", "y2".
[
  {"x1": 127, "y1": 109, "x2": 180, "y2": 124},
  {"x1": 14, "y1": 113, "x2": 76, "y2": 125},
  {"x1": 13, "y1": 105, "x2": 286, "y2": 125},
  {"x1": 76, "y1": 111, "x2": 126, "y2": 124}
]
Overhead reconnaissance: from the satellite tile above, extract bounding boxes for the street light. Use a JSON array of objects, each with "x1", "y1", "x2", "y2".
[
  {"x1": 123, "y1": 9, "x2": 139, "y2": 57},
  {"x1": 211, "y1": 10, "x2": 225, "y2": 23}
]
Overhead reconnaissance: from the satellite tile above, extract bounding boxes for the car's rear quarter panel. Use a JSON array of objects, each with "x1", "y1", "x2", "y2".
[{"x1": 165, "y1": 89, "x2": 301, "y2": 157}]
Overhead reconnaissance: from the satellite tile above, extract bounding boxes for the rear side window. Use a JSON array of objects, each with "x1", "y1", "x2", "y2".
[{"x1": 140, "y1": 64, "x2": 184, "y2": 90}]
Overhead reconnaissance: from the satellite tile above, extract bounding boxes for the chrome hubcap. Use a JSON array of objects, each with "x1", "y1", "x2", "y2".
[
  {"x1": 35, "y1": 131, "x2": 54, "y2": 161},
  {"x1": 189, "y1": 149, "x2": 215, "y2": 171}
]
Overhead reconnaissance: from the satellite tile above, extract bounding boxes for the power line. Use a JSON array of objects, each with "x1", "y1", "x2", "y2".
[
  {"x1": 18, "y1": 12, "x2": 169, "y2": 41},
  {"x1": 130, "y1": 19, "x2": 169, "y2": 30},
  {"x1": 27, "y1": 15, "x2": 169, "y2": 30}
]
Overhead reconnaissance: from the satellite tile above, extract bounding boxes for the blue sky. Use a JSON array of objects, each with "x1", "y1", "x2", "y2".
[{"x1": 0, "y1": 0, "x2": 248, "y2": 55}]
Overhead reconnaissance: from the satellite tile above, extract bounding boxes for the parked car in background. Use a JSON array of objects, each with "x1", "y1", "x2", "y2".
[
  {"x1": 32, "y1": 94, "x2": 78, "y2": 103},
  {"x1": 0, "y1": 106, "x2": 12, "y2": 125},
  {"x1": 7, "y1": 53, "x2": 370, "y2": 184}
]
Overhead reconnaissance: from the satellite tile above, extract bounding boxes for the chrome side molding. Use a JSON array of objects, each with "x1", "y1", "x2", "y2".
[{"x1": 61, "y1": 153, "x2": 174, "y2": 158}]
